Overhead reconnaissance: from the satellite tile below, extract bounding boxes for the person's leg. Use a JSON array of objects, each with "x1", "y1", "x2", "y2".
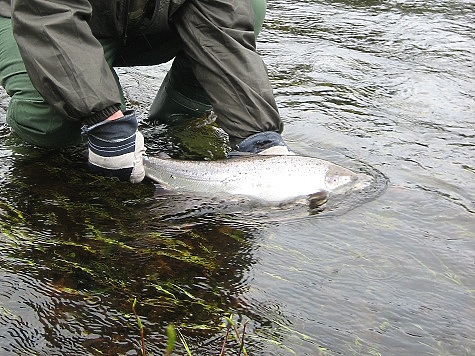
[
  {"x1": 0, "y1": 16, "x2": 82, "y2": 147},
  {"x1": 166, "y1": 0, "x2": 282, "y2": 146},
  {"x1": 147, "y1": 0, "x2": 268, "y2": 125},
  {"x1": 147, "y1": 52, "x2": 213, "y2": 123},
  {"x1": 0, "y1": 16, "x2": 123, "y2": 148}
]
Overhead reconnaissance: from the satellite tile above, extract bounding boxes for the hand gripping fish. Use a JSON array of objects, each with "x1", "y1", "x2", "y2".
[{"x1": 143, "y1": 155, "x2": 372, "y2": 205}]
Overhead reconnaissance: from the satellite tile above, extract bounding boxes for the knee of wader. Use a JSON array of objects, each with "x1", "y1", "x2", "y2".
[
  {"x1": 148, "y1": 72, "x2": 212, "y2": 124},
  {"x1": 6, "y1": 97, "x2": 82, "y2": 148}
]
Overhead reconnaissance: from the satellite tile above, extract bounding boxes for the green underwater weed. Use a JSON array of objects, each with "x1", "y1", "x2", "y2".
[
  {"x1": 132, "y1": 297, "x2": 146, "y2": 356},
  {"x1": 132, "y1": 298, "x2": 249, "y2": 355},
  {"x1": 221, "y1": 315, "x2": 248, "y2": 356}
]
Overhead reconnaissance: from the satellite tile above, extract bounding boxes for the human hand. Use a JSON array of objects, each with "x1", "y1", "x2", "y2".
[{"x1": 82, "y1": 110, "x2": 145, "y2": 183}]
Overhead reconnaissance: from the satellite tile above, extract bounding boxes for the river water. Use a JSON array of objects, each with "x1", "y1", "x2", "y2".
[{"x1": 1, "y1": 0, "x2": 474, "y2": 355}]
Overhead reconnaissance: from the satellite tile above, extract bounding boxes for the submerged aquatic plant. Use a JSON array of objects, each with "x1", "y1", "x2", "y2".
[
  {"x1": 132, "y1": 297, "x2": 249, "y2": 356},
  {"x1": 221, "y1": 315, "x2": 249, "y2": 356},
  {"x1": 0, "y1": 127, "x2": 262, "y2": 354},
  {"x1": 165, "y1": 324, "x2": 177, "y2": 356},
  {"x1": 132, "y1": 298, "x2": 146, "y2": 356}
]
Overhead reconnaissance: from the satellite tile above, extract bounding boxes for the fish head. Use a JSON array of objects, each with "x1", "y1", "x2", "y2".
[{"x1": 324, "y1": 166, "x2": 358, "y2": 191}]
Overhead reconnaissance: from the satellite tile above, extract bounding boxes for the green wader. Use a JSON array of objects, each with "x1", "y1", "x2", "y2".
[
  {"x1": 0, "y1": 17, "x2": 126, "y2": 148},
  {"x1": 0, "y1": 0, "x2": 268, "y2": 148},
  {"x1": 0, "y1": 16, "x2": 82, "y2": 147},
  {"x1": 139, "y1": 0, "x2": 269, "y2": 127}
]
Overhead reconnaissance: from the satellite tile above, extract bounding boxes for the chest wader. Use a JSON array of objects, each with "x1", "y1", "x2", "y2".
[{"x1": 147, "y1": 0, "x2": 267, "y2": 124}]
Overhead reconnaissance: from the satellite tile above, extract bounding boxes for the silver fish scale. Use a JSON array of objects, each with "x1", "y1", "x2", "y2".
[{"x1": 144, "y1": 155, "x2": 365, "y2": 202}]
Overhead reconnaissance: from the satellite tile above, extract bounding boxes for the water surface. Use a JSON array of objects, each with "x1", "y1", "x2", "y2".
[{"x1": 1, "y1": 0, "x2": 474, "y2": 354}]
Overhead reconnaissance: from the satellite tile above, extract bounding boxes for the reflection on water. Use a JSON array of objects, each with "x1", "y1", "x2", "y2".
[{"x1": 1, "y1": 0, "x2": 474, "y2": 354}]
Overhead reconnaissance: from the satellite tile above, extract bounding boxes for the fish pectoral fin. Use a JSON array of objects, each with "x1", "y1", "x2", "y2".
[
  {"x1": 157, "y1": 152, "x2": 172, "y2": 159},
  {"x1": 146, "y1": 177, "x2": 175, "y2": 191},
  {"x1": 307, "y1": 190, "x2": 329, "y2": 210}
]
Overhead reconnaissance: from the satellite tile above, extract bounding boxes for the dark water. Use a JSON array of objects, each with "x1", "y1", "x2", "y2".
[{"x1": 1, "y1": 0, "x2": 474, "y2": 355}]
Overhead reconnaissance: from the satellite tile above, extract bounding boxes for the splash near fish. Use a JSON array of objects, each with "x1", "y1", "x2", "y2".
[{"x1": 143, "y1": 155, "x2": 373, "y2": 206}]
